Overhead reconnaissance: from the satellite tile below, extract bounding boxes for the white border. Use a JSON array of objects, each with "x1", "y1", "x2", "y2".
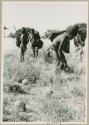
[{"x1": 1, "y1": 1, "x2": 88, "y2": 124}]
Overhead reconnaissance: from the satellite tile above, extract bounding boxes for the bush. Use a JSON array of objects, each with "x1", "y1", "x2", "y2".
[{"x1": 8, "y1": 83, "x2": 26, "y2": 94}]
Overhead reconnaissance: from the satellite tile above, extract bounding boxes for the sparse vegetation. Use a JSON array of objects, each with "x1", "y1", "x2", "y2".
[{"x1": 3, "y1": 36, "x2": 87, "y2": 123}]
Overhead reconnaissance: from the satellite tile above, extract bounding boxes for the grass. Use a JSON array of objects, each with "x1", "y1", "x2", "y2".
[{"x1": 3, "y1": 39, "x2": 87, "y2": 123}]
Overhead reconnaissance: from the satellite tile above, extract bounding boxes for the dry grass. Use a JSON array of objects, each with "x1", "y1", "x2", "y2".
[{"x1": 3, "y1": 39, "x2": 87, "y2": 123}]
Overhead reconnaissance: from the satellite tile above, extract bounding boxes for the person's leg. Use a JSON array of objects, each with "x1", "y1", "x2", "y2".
[
  {"x1": 36, "y1": 48, "x2": 38, "y2": 58},
  {"x1": 23, "y1": 48, "x2": 24, "y2": 61},
  {"x1": 32, "y1": 47, "x2": 35, "y2": 58},
  {"x1": 57, "y1": 50, "x2": 68, "y2": 71},
  {"x1": 21, "y1": 46, "x2": 24, "y2": 62},
  {"x1": 57, "y1": 39, "x2": 69, "y2": 70},
  {"x1": 20, "y1": 44, "x2": 23, "y2": 62},
  {"x1": 55, "y1": 49, "x2": 62, "y2": 74},
  {"x1": 60, "y1": 51, "x2": 68, "y2": 70},
  {"x1": 35, "y1": 47, "x2": 38, "y2": 59},
  {"x1": 55, "y1": 48, "x2": 61, "y2": 67},
  {"x1": 20, "y1": 51, "x2": 22, "y2": 62}
]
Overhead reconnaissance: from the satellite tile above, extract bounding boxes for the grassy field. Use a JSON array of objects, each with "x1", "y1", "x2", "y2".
[{"x1": 3, "y1": 38, "x2": 87, "y2": 123}]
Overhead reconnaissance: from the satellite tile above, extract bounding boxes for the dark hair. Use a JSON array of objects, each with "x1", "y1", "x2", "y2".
[
  {"x1": 21, "y1": 27, "x2": 26, "y2": 33},
  {"x1": 68, "y1": 25, "x2": 79, "y2": 37},
  {"x1": 31, "y1": 28, "x2": 35, "y2": 33}
]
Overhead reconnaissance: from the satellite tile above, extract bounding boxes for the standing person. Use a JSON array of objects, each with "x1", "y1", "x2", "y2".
[
  {"x1": 21, "y1": 27, "x2": 29, "y2": 50},
  {"x1": 20, "y1": 27, "x2": 29, "y2": 61}
]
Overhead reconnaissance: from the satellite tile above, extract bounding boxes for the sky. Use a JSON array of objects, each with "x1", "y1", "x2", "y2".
[{"x1": 2, "y1": 1, "x2": 88, "y2": 35}]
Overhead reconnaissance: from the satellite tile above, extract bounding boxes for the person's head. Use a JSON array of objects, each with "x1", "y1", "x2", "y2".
[
  {"x1": 31, "y1": 28, "x2": 35, "y2": 34},
  {"x1": 21, "y1": 27, "x2": 26, "y2": 34},
  {"x1": 66, "y1": 25, "x2": 79, "y2": 40}
]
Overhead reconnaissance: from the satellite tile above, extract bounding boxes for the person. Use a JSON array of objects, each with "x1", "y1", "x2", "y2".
[
  {"x1": 20, "y1": 27, "x2": 29, "y2": 50},
  {"x1": 31, "y1": 29, "x2": 40, "y2": 40}
]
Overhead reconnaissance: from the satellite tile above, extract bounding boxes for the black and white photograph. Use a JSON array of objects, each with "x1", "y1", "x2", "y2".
[{"x1": 1, "y1": 1, "x2": 88, "y2": 123}]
